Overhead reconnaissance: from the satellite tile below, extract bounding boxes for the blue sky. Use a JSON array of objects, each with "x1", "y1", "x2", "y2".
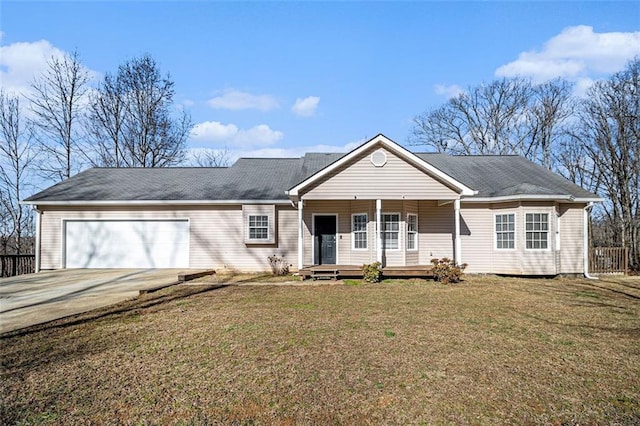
[{"x1": 1, "y1": 1, "x2": 639, "y2": 161}]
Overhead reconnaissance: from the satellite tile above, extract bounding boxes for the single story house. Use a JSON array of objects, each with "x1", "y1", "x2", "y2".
[{"x1": 23, "y1": 134, "x2": 601, "y2": 276}]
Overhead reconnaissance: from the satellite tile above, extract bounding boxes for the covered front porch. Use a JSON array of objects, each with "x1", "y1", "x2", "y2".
[
  {"x1": 299, "y1": 264, "x2": 434, "y2": 280},
  {"x1": 294, "y1": 198, "x2": 464, "y2": 271},
  {"x1": 286, "y1": 135, "x2": 475, "y2": 273}
]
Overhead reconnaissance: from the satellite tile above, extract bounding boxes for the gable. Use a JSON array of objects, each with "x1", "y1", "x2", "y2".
[{"x1": 301, "y1": 146, "x2": 459, "y2": 200}]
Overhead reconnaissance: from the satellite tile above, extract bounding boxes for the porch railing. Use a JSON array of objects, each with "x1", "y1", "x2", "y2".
[
  {"x1": 1, "y1": 254, "x2": 36, "y2": 278},
  {"x1": 589, "y1": 247, "x2": 628, "y2": 275}
]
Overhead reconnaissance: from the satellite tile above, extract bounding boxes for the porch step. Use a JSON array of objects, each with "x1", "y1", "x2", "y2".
[{"x1": 310, "y1": 269, "x2": 338, "y2": 280}]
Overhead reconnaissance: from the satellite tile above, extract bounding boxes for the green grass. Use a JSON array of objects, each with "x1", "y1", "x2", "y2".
[{"x1": 1, "y1": 275, "x2": 639, "y2": 424}]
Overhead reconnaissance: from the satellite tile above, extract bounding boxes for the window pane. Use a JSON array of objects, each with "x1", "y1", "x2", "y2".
[
  {"x1": 248, "y1": 215, "x2": 269, "y2": 240},
  {"x1": 496, "y1": 214, "x2": 515, "y2": 250},
  {"x1": 352, "y1": 214, "x2": 367, "y2": 249}
]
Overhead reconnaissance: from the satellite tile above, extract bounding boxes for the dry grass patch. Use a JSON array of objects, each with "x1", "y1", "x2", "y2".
[{"x1": 1, "y1": 275, "x2": 639, "y2": 424}]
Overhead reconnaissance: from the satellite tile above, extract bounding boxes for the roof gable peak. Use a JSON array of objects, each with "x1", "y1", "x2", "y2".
[{"x1": 288, "y1": 134, "x2": 476, "y2": 198}]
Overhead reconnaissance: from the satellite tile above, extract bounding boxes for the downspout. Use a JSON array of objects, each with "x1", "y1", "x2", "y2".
[
  {"x1": 583, "y1": 202, "x2": 598, "y2": 280},
  {"x1": 34, "y1": 206, "x2": 41, "y2": 273}
]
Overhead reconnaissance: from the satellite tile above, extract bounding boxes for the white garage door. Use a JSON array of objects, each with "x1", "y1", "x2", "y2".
[{"x1": 64, "y1": 220, "x2": 189, "y2": 268}]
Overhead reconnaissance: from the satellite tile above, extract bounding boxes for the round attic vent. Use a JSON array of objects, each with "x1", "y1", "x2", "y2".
[{"x1": 370, "y1": 149, "x2": 387, "y2": 167}]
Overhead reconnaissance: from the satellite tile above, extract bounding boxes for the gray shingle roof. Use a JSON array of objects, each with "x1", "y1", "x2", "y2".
[
  {"x1": 24, "y1": 151, "x2": 596, "y2": 203},
  {"x1": 415, "y1": 153, "x2": 597, "y2": 199},
  {"x1": 24, "y1": 158, "x2": 302, "y2": 202}
]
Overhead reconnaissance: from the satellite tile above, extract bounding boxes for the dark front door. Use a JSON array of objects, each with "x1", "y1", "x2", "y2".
[{"x1": 314, "y1": 215, "x2": 337, "y2": 265}]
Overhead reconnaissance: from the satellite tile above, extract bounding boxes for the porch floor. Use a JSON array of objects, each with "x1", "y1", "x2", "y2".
[{"x1": 299, "y1": 264, "x2": 434, "y2": 280}]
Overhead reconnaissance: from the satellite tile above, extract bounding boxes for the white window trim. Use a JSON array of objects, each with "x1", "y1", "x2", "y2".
[
  {"x1": 524, "y1": 212, "x2": 551, "y2": 251},
  {"x1": 381, "y1": 212, "x2": 401, "y2": 251},
  {"x1": 247, "y1": 214, "x2": 270, "y2": 242},
  {"x1": 351, "y1": 212, "x2": 368, "y2": 251},
  {"x1": 494, "y1": 212, "x2": 516, "y2": 251},
  {"x1": 406, "y1": 213, "x2": 418, "y2": 251}
]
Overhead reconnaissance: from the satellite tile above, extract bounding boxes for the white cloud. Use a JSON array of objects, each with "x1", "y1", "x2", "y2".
[
  {"x1": 190, "y1": 121, "x2": 239, "y2": 142},
  {"x1": 495, "y1": 26, "x2": 640, "y2": 83},
  {"x1": 291, "y1": 96, "x2": 320, "y2": 117},
  {"x1": 0, "y1": 39, "x2": 67, "y2": 96},
  {"x1": 230, "y1": 138, "x2": 364, "y2": 161},
  {"x1": 207, "y1": 89, "x2": 279, "y2": 111},
  {"x1": 434, "y1": 84, "x2": 463, "y2": 99},
  {"x1": 189, "y1": 121, "x2": 283, "y2": 148}
]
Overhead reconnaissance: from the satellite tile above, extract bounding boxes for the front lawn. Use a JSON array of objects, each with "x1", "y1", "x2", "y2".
[{"x1": 1, "y1": 275, "x2": 639, "y2": 424}]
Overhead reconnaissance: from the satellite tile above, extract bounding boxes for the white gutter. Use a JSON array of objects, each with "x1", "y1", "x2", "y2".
[
  {"x1": 462, "y1": 195, "x2": 603, "y2": 203},
  {"x1": 20, "y1": 199, "x2": 292, "y2": 206},
  {"x1": 583, "y1": 202, "x2": 598, "y2": 280}
]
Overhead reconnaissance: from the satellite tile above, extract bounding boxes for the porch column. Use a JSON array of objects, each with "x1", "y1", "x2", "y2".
[
  {"x1": 34, "y1": 206, "x2": 41, "y2": 273},
  {"x1": 297, "y1": 199, "x2": 304, "y2": 271},
  {"x1": 454, "y1": 199, "x2": 461, "y2": 264},
  {"x1": 376, "y1": 199, "x2": 382, "y2": 263}
]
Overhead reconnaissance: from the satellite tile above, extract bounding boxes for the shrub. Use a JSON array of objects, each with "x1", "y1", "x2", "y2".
[
  {"x1": 268, "y1": 254, "x2": 290, "y2": 276},
  {"x1": 362, "y1": 262, "x2": 382, "y2": 283},
  {"x1": 430, "y1": 257, "x2": 467, "y2": 284}
]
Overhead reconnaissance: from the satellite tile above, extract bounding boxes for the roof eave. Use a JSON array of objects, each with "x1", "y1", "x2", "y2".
[
  {"x1": 20, "y1": 199, "x2": 292, "y2": 206},
  {"x1": 461, "y1": 194, "x2": 603, "y2": 203}
]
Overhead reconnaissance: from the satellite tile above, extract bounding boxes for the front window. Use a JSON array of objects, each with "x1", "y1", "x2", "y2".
[
  {"x1": 352, "y1": 213, "x2": 368, "y2": 249},
  {"x1": 407, "y1": 214, "x2": 418, "y2": 251},
  {"x1": 248, "y1": 215, "x2": 269, "y2": 240},
  {"x1": 525, "y1": 213, "x2": 548, "y2": 249},
  {"x1": 495, "y1": 213, "x2": 515, "y2": 249},
  {"x1": 382, "y1": 213, "x2": 400, "y2": 250}
]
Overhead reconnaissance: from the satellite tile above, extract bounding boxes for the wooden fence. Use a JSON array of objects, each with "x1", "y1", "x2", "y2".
[
  {"x1": 1, "y1": 255, "x2": 36, "y2": 278},
  {"x1": 589, "y1": 247, "x2": 628, "y2": 275}
]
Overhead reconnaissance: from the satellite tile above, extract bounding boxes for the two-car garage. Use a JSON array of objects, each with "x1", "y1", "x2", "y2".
[{"x1": 63, "y1": 219, "x2": 190, "y2": 268}]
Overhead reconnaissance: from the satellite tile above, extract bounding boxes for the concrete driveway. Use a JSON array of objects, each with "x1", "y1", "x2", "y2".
[{"x1": 0, "y1": 269, "x2": 185, "y2": 333}]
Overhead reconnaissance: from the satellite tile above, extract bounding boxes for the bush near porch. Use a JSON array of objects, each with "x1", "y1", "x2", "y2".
[{"x1": 1, "y1": 275, "x2": 639, "y2": 424}]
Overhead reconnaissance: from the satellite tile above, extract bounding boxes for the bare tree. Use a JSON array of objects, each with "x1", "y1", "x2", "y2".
[
  {"x1": 113, "y1": 54, "x2": 191, "y2": 167},
  {"x1": 410, "y1": 78, "x2": 575, "y2": 169},
  {"x1": 0, "y1": 91, "x2": 37, "y2": 254},
  {"x1": 190, "y1": 147, "x2": 231, "y2": 167},
  {"x1": 28, "y1": 50, "x2": 89, "y2": 181},
  {"x1": 85, "y1": 72, "x2": 125, "y2": 167},
  {"x1": 527, "y1": 79, "x2": 574, "y2": 169},
  {"x1": 572, "y1": 58, "x2": 640, "y2": 270},
  {"x1": 410, "y1": 78, "x2": 534, "y2": 156}
]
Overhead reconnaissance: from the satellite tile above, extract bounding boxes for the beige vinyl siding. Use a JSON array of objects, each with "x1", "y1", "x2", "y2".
[
  {"x1": 459, "y1": 204, "x2": 495, "y2": 273},
  {"x1": 302, "y1": 200, "x2": 378, "y2": 266},
  {"x1": 418, "y1": 201, "x2": 455, "y2": 264},
  {"x1": 39, "y1": 205, "x2": 297, "y2": 271},
  {"x1": 559, "y1": 203, "x2": 585, "y2": 273},
  {"x1": 302, "y1": 200, "x2": 425, "y2": 267},
  {"x1": 404, "y1": 200, "x2": 419, "y2": 265},
  {"x1": 460, "y1": 202, "x2": 559, "y2": 275},
  {"x1": 520, "y1": 203, "x2": 557, "y2": 275},
  {"x1": 379, "y1": 200, "x2": 404, "y2": 266},
  {"x1": 303, "y1": 201, "x2": 348, "y2": 266},
  {"x1": 302, "y1": 147, "x2": 458, "y2": 200},
  {"x1": 350, "y1": 200, "x2": 376, "y2": 265}
]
